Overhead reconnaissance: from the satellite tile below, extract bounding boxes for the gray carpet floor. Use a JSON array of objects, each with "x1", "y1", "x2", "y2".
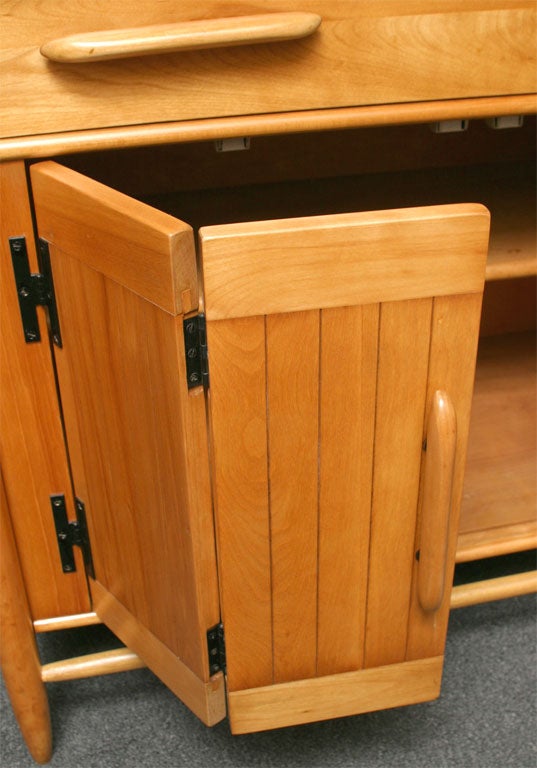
[{"x1": 1, "y1": 555, "x2": 536, "y2": 768}]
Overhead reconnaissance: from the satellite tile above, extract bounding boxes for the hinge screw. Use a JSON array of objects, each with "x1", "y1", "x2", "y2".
[{"x1": 19, "y1": 286, "x2": 30, "y2": 298}]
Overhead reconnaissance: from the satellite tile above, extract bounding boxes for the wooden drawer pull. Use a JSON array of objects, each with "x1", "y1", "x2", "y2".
[
  {"x1": 40, "y1": 12, "x2": 322, "y2": 63},
  {"x1": 418, "y1": 390, "x2": 457, "y2": 613}
]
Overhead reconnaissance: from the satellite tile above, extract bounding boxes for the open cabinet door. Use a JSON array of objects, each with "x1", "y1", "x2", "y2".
[
  {"x1": 30, "y1": 162, "x2": 225, "y2": 726},
  {"x1": 199, "y1": 204, "x2": 490, "y2": 733}
]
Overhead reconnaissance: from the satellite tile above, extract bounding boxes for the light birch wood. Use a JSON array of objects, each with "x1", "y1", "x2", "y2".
[
  {"x1": 46, "y1": 249, "x2": 219, "y2": 679},
  {"x1": 450, "y1": 571, "x2": 537, "y2": 608},
  {"x1": 91, "y1": 580, "x2": 226, "y2": 725},
  {"x1": 205, "y1": 203, "x2": 487, "y2": 720},
  {"x1": 364, "y1": 299, "x2": 432, "y2": 668},
  {"x1": 29, "y1": 166, "x2": 221, "y2": 707},
  {"x1": 34, "y1": 613, "x2": 101, "y2": 633},
  {"x1": 0, "y1": 470, "x2": 52, "y2": 764},
  {"x1": 0, "y1": 160, "x2": 90, "y2": 620},
  {"x1": 1, "y1": 95, "x2": 535, "y2": 161},
  {"x1": 406, "y1": 293, "x2": 484, "y2": 662},
  {"x1": 267, "y1": 311, "x2": 320, "y2": 684},
  {"x1": 41, "y1": 648, "x2": 145, "y2": 682},
  {"x1": 206, "y1": 316, "x2": 274, "y2": 692},
  {"x1": 316, "y1": 304, "x2": 378, "y2": 675},
  {"x1": 200, "y1": 205, "x2": 490, "y2": 320},
  {"x1": 30, "y1": 162, "x2": 198, "y2": 315},
  {"x1": 417, "y1": 392, "x2": 457, "y2": 613},
  {"x1": 228, "y1": 656, "x2": 444, "y2": 734},
  {"x1": 40, "y1": 13, "x2": 321, "y2": 63},
  {"x1": 2, "y1": 2, "x2": 535, "y2": 138}
]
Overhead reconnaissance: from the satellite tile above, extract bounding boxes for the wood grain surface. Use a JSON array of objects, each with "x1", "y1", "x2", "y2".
[
  {"x1": 0, "y1": 160, "x2": 90, "y2": 620},
  {"x1": 205, "y1": 202, "x2": 488, "y2": 718},
  {"x1": 40, "y1": 13, "x2": 321, "y2": 63},
  {"x1": 1, "y1": 2, "x2": 535, "y2": 138},
  {"x1": 200, "y1": 204, "x2": 490, "y2": 320},
  {"x1": 30, "y1": 162, "x2": 198, "y2": 314},
  {"x1": 0, "y1": 470, "x2": 52, "y2": 763}
]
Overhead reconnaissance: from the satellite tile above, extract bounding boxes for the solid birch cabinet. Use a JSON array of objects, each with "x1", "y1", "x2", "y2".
[{"x1": 0, "y1": 0, "x2": 536, "y2": 762}]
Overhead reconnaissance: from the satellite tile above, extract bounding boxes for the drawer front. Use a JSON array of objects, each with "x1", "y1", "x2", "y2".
[{"x1": 1, "y1": 1, "x2": 535, "y2": 139}]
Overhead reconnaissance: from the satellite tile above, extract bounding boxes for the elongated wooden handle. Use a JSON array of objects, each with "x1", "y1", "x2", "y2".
[
  {"x1": 418, "y1": 390, "x2": 457, "y2": 613},
  {"x1": 40, "y1": 12, "x2": 322, "y2": 63}
]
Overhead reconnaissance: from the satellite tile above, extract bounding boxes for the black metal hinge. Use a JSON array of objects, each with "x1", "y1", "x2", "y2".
[
  {"x1": 207, "y1": 623, "x2": 226, "y2": 675},
  {"x1": 183, "y1": 314, "x2": 209, "y2": 390},
  {"x1": 9, "y1": 236, "x2": 62, "y2": 346},
  {"x1": 51, "y1": 495, "x2": 94, "y2": 578}
]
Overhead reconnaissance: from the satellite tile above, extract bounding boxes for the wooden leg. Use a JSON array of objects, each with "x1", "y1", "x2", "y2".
[{"x1": 0, "y1": 469, "x2": 52, "y2": 764}]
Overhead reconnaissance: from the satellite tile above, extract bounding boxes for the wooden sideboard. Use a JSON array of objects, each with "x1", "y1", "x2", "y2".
[{"x1": 1, "y1": 1, "x2": 536, "y2": 763}]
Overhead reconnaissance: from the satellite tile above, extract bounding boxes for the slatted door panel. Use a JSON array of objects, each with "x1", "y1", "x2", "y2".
[
  {"x1": 201, "y1": 203, "x2": 489, "y2": 732},
  {"x1": 30, "y1": 161, "x2": 225, "y2": 726}
]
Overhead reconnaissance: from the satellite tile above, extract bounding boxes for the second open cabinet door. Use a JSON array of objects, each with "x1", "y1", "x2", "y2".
[
  {"x1": 30, "y1": 161, "x2": 489, "y2": 734},
  {"x1": 199, "y1": 206, "x2": 490, "y2": 732}
]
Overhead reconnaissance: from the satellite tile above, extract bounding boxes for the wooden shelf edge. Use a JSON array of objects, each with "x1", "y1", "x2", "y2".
[
  {"x1": 456, "y1": 520, "x2": 537, "y2": 563},
  {"x1": 1, "y1": 94, "x2": 535, "y2": 161},
  {"x1": 486, "y1": 260, "x2": 537, "y2": 282},
  {"x1": 451, "y1": 570, "x2": 537, "y2": 609}
]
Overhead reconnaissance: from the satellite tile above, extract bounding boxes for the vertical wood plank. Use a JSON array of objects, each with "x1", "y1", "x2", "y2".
[
  {"x1": 207, "y1": 316, "x2": 273, "y2": 691},
  {"x1": 267, "y1": 310, "x2": 320, "y2": 683},
  {"x1": 406, "y1": 293, "x2": 483, "y2": 661},
  {"x1": 364, "y1": 299, "x2": 432, "y2": 668},
  {"x1": 317, "y1": 304, "x2": 379, "y2": 676}
]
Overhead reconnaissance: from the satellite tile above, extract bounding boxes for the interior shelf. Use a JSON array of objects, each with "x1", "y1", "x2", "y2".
[{"x1": 457, "y1": 331, "x2": 537, "y2": 562}]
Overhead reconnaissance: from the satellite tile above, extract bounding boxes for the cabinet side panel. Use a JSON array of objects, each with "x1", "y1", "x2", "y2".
[
  {"x1": 0, "y1": 160, "x2": 89, "y2": 619},
  {"x1": 49, "y1": 247, "x2": 218, "y2": 679}
]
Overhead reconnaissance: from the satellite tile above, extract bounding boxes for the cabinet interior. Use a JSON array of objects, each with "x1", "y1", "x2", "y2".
[{"x1": 50, "y1": 116, "x2": 536, "y2": 565}]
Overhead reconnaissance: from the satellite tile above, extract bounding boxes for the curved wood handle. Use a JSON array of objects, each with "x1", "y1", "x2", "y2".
[
  {"x1": 418, "y1": 390, "x2": 457, "y2": 613},
  {"x1": 40, "y1": 12, "x2": 322, "y2": 63}
]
